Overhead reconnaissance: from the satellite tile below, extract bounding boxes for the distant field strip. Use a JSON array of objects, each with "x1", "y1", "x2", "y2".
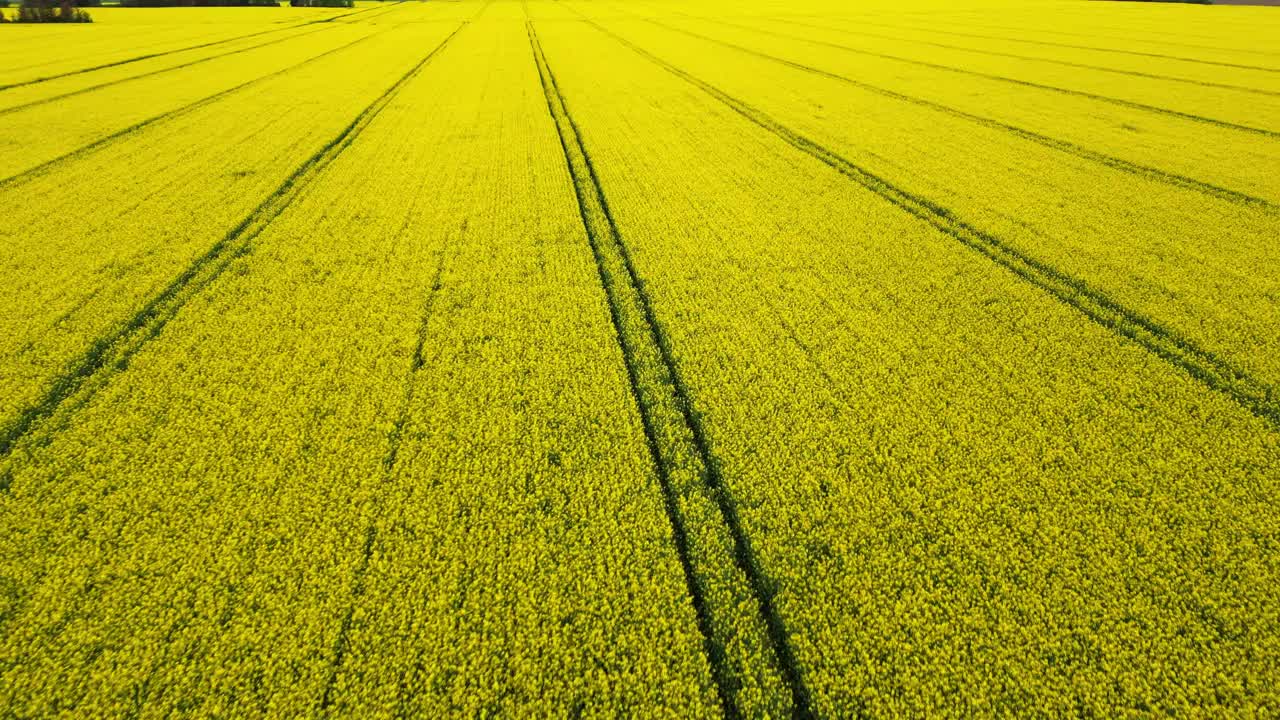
[
  {"x1": 852, "y1": 17, "x2": 1280, "y2": 67},
  {"x1": 0, "y1": 25, "x2": 338, "y2": 116},
  {"x1": 0, "y1": 5, "x2": 406, "y2": 89},
  {"x1": 0, "y1": 31, "x2": 382, "y2": 190},
  {"x1": 0, "y1": 22, "x2": 466, "y2": 461},
  {"x1": 773, "y1": 19, "x2": 1280, "y2": 96},
  {"x1": 531, "y1": 21, "x2": 809, "y2": 718},
  {"x1": 807, "y1": 12, "x2": 1280, "y2": 52},
  {"x1": 694, "y1": 17, "x2": 1280, "y2": 138},
  {"x1": 641, "y1": 16, "x2": 1280, "y2": 212},
  {"x1": 2, "y1": 27, "x2": 215, "y2": 75},
  {"x1": 701, "y1": 17, "x2": 1280, "y2": 131},
  {"x1": 622, "y1": 10, "x2": 1280, "y2": 201},
  {"x1": 316, "y1": 216, "x2": 450, "y2": 716},
  {"x1": 824, "y1": 15, "x2": 1280, "y2": 65},
  {"x1": 573, "y1": 14, "x2": 1280, "y2": 429},
  {"x1": 2, "y1": 1, "x2": 1278, "y2": 716},
  {"x1": 0, "y1": 17, "x2": 347, "y2": 91},
  {"x1": 328, "y1": 0, "x2": 411, "y2": 22},
  {"x1": 0, "y1": 24, "x2": 384, "y2": 179}
]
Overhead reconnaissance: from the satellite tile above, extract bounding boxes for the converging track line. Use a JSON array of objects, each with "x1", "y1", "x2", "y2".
[
  {"x1": 317, "y1": 9, "x2": 492, "y2": 710},
  {"x1": 0, "y1": 22, "x2": 470, "y2": 464},
  {"x1": 0, "y1": 2, "x2": 402, "y2": 93},
  {"x1": 829, "y1": 16, "x2": 1280, "y2": 72},
  {"x1": 771, "y1": 18, "x2": 1280, "y2": 98},
  {"x1": 574, "y1": 16, "x2": 1280, "y2": 431},
  {"x1": 530, "y1": 20, "x2": 817, "y2": 720},
  {"x1": 0, "y1": 31, "x2": 385, "y2": 191},
  {"x1": 0, "y1": 25, "x2": 336, "y2": 117},
  {"x1": 689, "y1": 15, "x2": 1280, "y2": 139},
  {"x1": 641, "y1": 17, "x2": 1280, "y2": 213},
  {"x1": 317, "y1": 231, "x2": 453, "y2": 715}
]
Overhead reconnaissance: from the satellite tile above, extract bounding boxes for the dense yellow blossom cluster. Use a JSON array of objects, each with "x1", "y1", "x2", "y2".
[{"x1": 1, "y1": 0, "x2": 1277, "y2": 716}]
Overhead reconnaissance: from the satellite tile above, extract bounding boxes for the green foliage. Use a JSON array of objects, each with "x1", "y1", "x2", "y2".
[
  {"x1": 14, "y1": 0, "x2": 92, "y2": 22},
  {"x1": 119, "y1": 0, "x2": 278, "y2": 6},
  {"x1": 0, "y1": 0, "x2": 1278, "y2": 717}
]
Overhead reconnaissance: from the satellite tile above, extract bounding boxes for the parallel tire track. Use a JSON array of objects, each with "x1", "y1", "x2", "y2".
[
  {"x1": 836, "y1": 17, "x2": 1280, "y2": 73},
  {"x1": 800, "y1": 12, "x2": 1280, "y2": 55},
  {"x1": 579, "y1": 18, "x2": 1280, "y2": 431},
  {"x1": 0, "y1": 1, "x2": 403, "y2": 93},
  {"x1": 318, "y1": 7, "x2": 492, "y2": 709},
  {"x1": 775, "y1": 18, "x2": 1280, "y2": 98},
  {"x1": 692, "y1": 16, "x2": 1280, "y2": 139},
  {"x1": 317, "y1": 242, "x2": 450, "y2": 714},
  {"x1": 0, "y1": 22, "x2": 469, "y2": 463},
  {"x1": 530, "y1": 21, "x2": 815, "y2": 720},
  {"x1": 932, "y1": 16, "x2": 1280, "y2": 58},
  {"x1": 324, "y1": 0, "x2": 409, "y2": 24},
  {"x1": 645, "y1": 18, "x2": 1280, "y2": 214},
  {"x1": 5, "y1": 26, "x2": 207, "y2": 73},
  {"x1": 0, "y1": 31, "x2": 296, "y2": 92},
  {"x1": 0, "y1": 25, "x2": 334, "y2": 118},
  {"x1": 0, "y1": 31, "x2": 383, "y2": 191}
]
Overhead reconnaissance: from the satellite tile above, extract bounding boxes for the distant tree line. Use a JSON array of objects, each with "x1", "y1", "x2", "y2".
[
  {"x1": 0, "y1": 0, "x2": 359, "y2": 17},
  {"x1": 0, "y1": 0, "x2": 92, "y2": 22},
  {"x1": 109, "y1": 0, "x2": 355, "y2": 6},
  {"x1": 119, "y1": 0, "x2": 279, "y2": 5}
]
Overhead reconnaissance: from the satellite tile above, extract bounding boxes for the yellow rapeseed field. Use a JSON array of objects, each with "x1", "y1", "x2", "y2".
[{"x1": 1, "y1": 0, "x2": 1278, "y2": 716}]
